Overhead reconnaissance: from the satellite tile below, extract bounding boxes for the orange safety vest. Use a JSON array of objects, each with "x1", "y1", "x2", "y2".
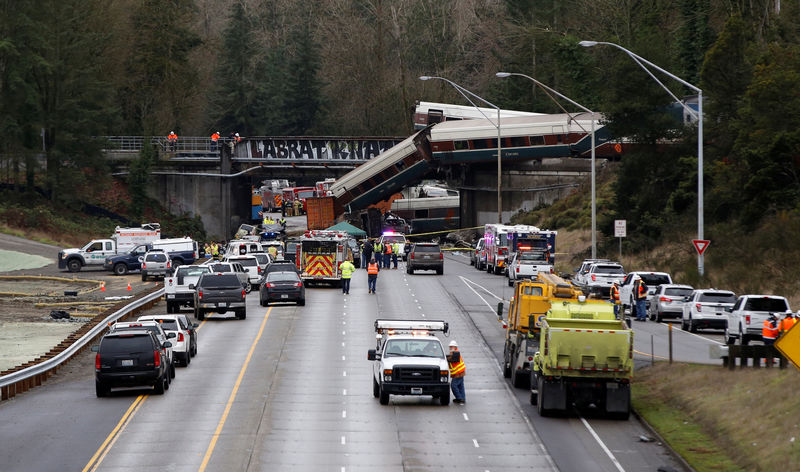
[
  {"x1": 637, "y1": 282, "x2": 648, "y2": 300},
  {"x1": 168, "y1": 132, "x2": 178, "y2": 142},
  {"x1": 211, "y1": 132, "x2": 219, "y2": 142},
  {"x1": 781, "y1": 316, "x2": 796, "y2": 333},
  {"x1": 367, "y1": 262, "x2": 379, "y2": 275},
  {"x1": 610, "y1": 285, "x2": 620, "y2": 303},
  {"x1": 763, "y1": 319, "x2": 779, "y2": 340},
  {"x1": 448, "y1": 352, "x2": 466, "y2": 377},
  {"x1": 385, "y1": 244, "x2": 392, "y2": 254}
]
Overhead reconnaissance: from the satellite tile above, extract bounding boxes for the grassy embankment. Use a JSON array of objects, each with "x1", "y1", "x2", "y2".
[{"x1": 514, "y1": 164, "x2": 800, "y2": 471}]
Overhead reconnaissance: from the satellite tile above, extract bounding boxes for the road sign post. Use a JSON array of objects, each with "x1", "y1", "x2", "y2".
[{"x1": 614, "y1": 220, "x2": 626, "y2": 261}]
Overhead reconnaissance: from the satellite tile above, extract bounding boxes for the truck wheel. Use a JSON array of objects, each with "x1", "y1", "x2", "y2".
[
  {"x1": 166, "y1": 302, "x2": 174, "y2": 314},
  {"x1": 502, "y1": 347, "x2": 512, "y2": 378},
  {"x1": 195, "y1": 309, "x2": 204, "y2": 321},
  {"x1": 153, "y1": 375, "x2": 166, "y2": 395},
  {"x1": 740, "y1": 326, "x2": 749, "y2": 346},
  {"x1": 113, "y1": 263, "x2": 128, "y2": 276},
  {"x1": 508, "y1": 277, "x2": 513, "y2": 287},
  {"x1": 67, "y1": 259, "x2": 81, "y2": 273},
  {"x1": 244, "y1": 281, "x2": 252, "y2": 293},
  {"x1": 373, "y1": 378, "x2": 380, "y2": 398},
  {"x1": 237, "y1": 309, "x2": 247, "y2": 320},
  {"x1": 487, "y1": 264, "x2": 492, "y2": 273},
  {"x1": 171, "y1": 259, "x2": 182, "y2": 269},
  {"x1": 440, "y1": 392, "x2": 450, "y2": 406},
  {"x1": 681, "y1": 318, "x2": 688, "y2": 331},
  {"x1": 511, "y1": 353, "x2": 529, "y2": 389},
  {"x1": 379, "y1": 387, "x2": 390, "y2": 405},
  {"x1": 141, "y1": 273, "x2": 147, "y2": 282},
  {"x1": 436, "y1": 268, "x2": 443, "y2": 275}
]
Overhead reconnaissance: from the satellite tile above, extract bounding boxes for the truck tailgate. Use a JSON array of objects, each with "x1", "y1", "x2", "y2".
[{"x1": 543, "y1": 320, "x2": 632, "y2": 376}]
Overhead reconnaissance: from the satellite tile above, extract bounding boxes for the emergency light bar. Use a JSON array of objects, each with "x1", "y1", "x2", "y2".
[{"x1": 374, "y1": 319, "x2": 449, "y2": 335}]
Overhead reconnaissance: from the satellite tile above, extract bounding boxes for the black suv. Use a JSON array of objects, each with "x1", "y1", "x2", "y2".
[
  {"x1": 407, "y1": 243, "x2": 444, "y2": 275},
  {"x1": 92, "y1": 330, "x2": 172, "y2": 397},
  {"x1": 191, "y1": 273, "x2": 247, "y2": 320}
]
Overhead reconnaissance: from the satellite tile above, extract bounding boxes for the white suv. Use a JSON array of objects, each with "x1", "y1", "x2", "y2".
[
  {"x1": 681, "y1": 289, "x2": 736, "y2": 332},
  {"x1": 725, "y1": 295, "x2": 792, "y2": 345},
  {"x1": 619, "y1": 271, "x2": 672, "y2": 314},
  {"x1": 223, "y1": 255, "x2": 262, "y2": 288},
  {"x1": 138, "y1": 315, "x2": 193, "y2": 366}
]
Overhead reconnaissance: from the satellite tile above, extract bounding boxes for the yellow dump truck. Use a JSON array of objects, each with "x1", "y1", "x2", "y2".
[
  {"x1": 531, "y1": 301, "x2": 633, "y2": 419},
  {"x1": 503, "y1": 273, "x2": 594, "y2": 388}
]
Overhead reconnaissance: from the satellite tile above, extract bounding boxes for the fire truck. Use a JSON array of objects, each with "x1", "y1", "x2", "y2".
[
  {"x1": 483, "y1": 223, "x2": 516, "y2": 275},
  {"x1": 297, "y1": 230, "x2": 354, "y2": 286}
]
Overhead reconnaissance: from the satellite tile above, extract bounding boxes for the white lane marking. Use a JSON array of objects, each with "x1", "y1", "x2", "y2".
[
  {"x1": 459, "y1": 276, "x2": 501, "y2": 314},
  {"x1": 459, "y1": 276, "x2": 506, "y2": 302},
  {"x1": 463, "y1": 413, "x2": 469, "y2": 421},
  {"x1": 580, "y1": 416, "x2": 626, "y2": 472},
  {"x1": 341, "y1": 436, "x2": 346, "y2": 445},
  {"x1": 415, "y1": 299, "x2": 418, "y2": 303},
  {"x1": 421, "y1": 314, "x2": 426, "y2": 317},
  {"x1": 342, "y1": 330, "x2": 346, "y2": 335},
  {"x1": 341, "y1": 342, "x2": 345, "y2": 347},
  {"x1": 342, "y1": 355, "x2": 346, "y2": 361},
  {"x1": 343, "y1": 320, "x2": 346, "y2": 325},
  {"x1": 343, "y1": 371, "x2": 347, "y2": 377},
  {"x1": 342, "y1": 410, "x2": 347, "y2": 418},
  {"x1": 342, "y1": 389, "x2": 347, "y2": 395},
  {"x1": 341, "y1": 468, "x2": 346, "y2": 472},
  {"x1": 473, "y1": 439, "x2": 480, "y2": 448}
]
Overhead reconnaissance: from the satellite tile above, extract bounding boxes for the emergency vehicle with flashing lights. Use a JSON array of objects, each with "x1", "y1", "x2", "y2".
[
  {"x1": 367, "y1": 319, "x2": 452, "y2": 406},
  {"x1": 506, "y1": 225, "x2": 557, "y2": 285},
  {"x1": 59, "y1": 223, "x2": 161, "y2": 273},
  {"x1": 377, "y1": 231, "x2": 409, "y2": 260},
  {"x1": 297, "y1": 230, "x2": 354, "y2": 286},
  {"x1": 483, "y1": 223, "x2": 516, "y2": 275}
]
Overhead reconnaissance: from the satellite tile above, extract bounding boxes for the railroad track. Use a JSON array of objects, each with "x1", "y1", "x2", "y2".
[{"x1": 0, "y1": 286, "x2": 164, "y2": 401}]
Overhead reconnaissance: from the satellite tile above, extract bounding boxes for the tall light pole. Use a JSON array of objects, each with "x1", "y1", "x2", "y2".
[
  {"x1": 419, "y1": 75, "x2": 503, "y2": 224},
  {"x1": 496, "y1": 72, "x2": 598, "y2": 259},
  {"x1": 579, "y1": 40, "x2": 705, "y2": 276}
]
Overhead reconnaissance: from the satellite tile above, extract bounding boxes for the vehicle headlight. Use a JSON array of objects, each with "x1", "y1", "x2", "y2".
[
  {"x1": 383, "y1": 369, "x2": 392, "y2": 382},
  {"x1": 440, "y1": 370, "x2": 449, "y2": 382}
]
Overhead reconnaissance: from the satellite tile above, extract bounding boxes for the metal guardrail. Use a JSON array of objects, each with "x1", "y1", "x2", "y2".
[{"x1": 0, "y1": 288, "x2": 164, "y2": 401}]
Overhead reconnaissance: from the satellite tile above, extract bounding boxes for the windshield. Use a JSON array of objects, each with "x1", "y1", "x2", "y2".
[
  {"x1": 267, "y1": 271, "x2": 300, "y2": 283},
  {"x1": 382, "y1": 235, "x2": 406, "y2": 244},
  {"x1": 178, "y1": 267, "x2": 209, "y2": 277},
  {"x1": 519, "y1": 252, "x2": 546, "y2": 262},
  {"x1": 744, "y1": 297, "x2": 788, "y2": 311},
  {"x1": 593, "y1": 265, "x2": 624, "y2": 275},
  {"x1": 233, "y1": 258, "x2": 257, "y2": 267},
  {"x1": 253, "y1": 254, "x2": 270, "y2": 264},
  {"x1": 641, "y1": 274, "x2": 671, "y2": 285},
  {"x1": 102, "y1": 335, "x2": 152, "y2": 353},
  {"x1": 200, "y1": 275, "x2": 241, "y2": 288},
  {"x1": 208, "y1": 264, "x2": 232, "y2": 272},
  {"x1": 145, "y1": 253, "x2": 167, "y2": 262},
  {"x1": 297, "y1": 190, "x2": 315, "y2": 198},
  {"x1": 664, "y1": 288, "x2": 693, "y2": 297},
  {"x1": 699, "y1": 292, "x2": 737, "y2": 303},
  {"x1": 383, "y1": 339, "x2": 444, "y2": 358},
  {"x1": 148, "y1": 319, "x2": 179, "y2": 330},
  {"x1": 414, "y1": 245, "x2": 440, "y2": 253}
]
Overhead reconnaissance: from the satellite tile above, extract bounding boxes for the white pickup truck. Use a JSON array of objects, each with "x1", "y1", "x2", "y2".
[
  {"x1": 164, "y1": 265, "x2": 210, "y2": 313},
  {"x1": 619, "y1": 271, "x2": 672, "y2": 314},
  {"x1": 58, "y1": 224, "x2": 161, "y2": 272},
  {"x1": 507, "y1": 251, "x2": 552, "y2": 286},
  {"x1": 583, "y1": 262, "x2": 626, "y2": 297},
  {"x1": 725, "y1": 295, "x2": 792, "y2": 345}
]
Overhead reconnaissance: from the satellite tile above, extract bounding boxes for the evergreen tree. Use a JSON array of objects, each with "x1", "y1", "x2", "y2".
[{"x1": 283, "y1": 21, "x2": 325, "y2": 135}]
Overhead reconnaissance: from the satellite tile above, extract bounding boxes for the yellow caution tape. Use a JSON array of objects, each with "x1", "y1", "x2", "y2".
[{"x1": 405, "y1": 226, "x2": 483, "y2": 238}]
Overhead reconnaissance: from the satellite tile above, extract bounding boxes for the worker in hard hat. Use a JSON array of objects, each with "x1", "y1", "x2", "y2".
[{"x1": 447, "y1": 340, "x2": 466, "y2": 404}]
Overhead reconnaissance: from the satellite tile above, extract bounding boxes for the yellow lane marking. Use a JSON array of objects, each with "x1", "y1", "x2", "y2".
[
  {"x1": 82, "y1": 394, "x2": 147, "y2": 472},
  {"x1": 634, "y1": 349, "x2": 669, "y2": 360},
  {"x1": 198, "y1": 307, "x2": 272, "y2": 472}
]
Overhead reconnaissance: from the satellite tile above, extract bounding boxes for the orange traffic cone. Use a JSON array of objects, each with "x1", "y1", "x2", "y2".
[
  {"x1": 100, "y1": 282, "x2": 106, "y2": 292},
  {"x1": 126, "y1": 282, "x2": 132, "y2": 291}
]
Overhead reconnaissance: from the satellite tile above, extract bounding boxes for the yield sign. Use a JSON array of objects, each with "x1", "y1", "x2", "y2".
[{"x1": 692, "y1": 239, "x2": 710, "y2": 256}]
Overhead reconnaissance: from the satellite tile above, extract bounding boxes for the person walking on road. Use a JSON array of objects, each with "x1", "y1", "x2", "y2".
[
  {"x1": 362, "y1": 240, "x2": 373, "y2": 269},
  {"x1": 383, "y1": 242, "x2": 392, "y2": 269},
  {"x1": 391, "y1": 242, "x2": 399, "y2": 269},
  {"x1": 367, "y1": 257, "x2": 379, "y2": 293},
  {"x1": 447, "y1": 340, "x2": 466, "y2": 404},
  {"x1": 634, "y1": 276, "x2": 648, "y2": 321},
  {"x1": 340, "y1": 259, "x2": 356, "y2": 295},
  {"x1": 609, "y1": 281, "x2": 621, "y2": 318}
]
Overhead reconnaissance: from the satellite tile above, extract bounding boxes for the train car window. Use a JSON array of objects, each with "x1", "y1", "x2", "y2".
[
  {"x1": 530, "y1": 136, "x2": 545, "y2": 145},
  {"x1": 395, "y1": 160, "x2": 406, "y2": 171},
  {"x1": 454, "y1": 140, "x2": 469, "y2": 150},
  {"x1": 509, "y1": 137, "x2": 526, "y2": 148},
  {"x1": 427, "y1": 110, "x2": 443, "y2": 124}
]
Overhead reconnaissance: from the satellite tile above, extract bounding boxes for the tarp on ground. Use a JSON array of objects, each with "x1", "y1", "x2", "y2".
[{"x1": 326, "y1": 222, "x2": 367, "y2": 238}]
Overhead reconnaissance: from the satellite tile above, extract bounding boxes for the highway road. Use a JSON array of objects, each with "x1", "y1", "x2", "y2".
[{"x1": 0, "y1": 253, "x2": 699, "y2": 472}]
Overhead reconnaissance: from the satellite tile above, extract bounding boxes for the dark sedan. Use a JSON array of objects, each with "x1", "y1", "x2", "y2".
[{"x1": 259, "y1": 271, "x2": 305, "y2": 306}]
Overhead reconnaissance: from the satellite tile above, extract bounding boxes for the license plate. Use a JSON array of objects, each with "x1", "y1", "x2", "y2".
[
  {"x1": 167, "y1": 294, "x2": 175, "y2": 299},
  {"x1": 281, "y1": 294, "x2": 288, "y2": 299},
  {"x1": 220, "y1": 302, "x2": 227, "y2": 307},
  {"x1": 121, "y1": 359, "x2": 133, "y2": 367},
  {"x1": 411, "y1": 387, "x2": 422, "y2": 395},
  {"x1": 607, "y1": 382, "x2": 618, "y2": 389}
]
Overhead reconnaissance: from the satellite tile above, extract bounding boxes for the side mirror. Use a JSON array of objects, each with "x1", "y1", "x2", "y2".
[
  {"x1": 91, "y1": 345, "x2": 99, "y2": 352},
  {"x1": 188, "y1": 284, "x2": 195, "y2": 290},
  {"x1": 193, "y1": 323, "x2": 199, "y2": 328},
  {"x1": 137, "y1": 256, "x2": 144, "y2": 262},
  {"x1": 725, "y1": 307, "x2": 733, "y2": 313},
  {"x1": 163, "y1": 341, "x2": 173, "y2": 348},
  {"x1": 496, "y1": 301, "x2": 504, "y2": 321},
  {"x1": 367, "y1": 349, "x2": 376, "y2": 361},
  {"x1": 167, "y1": 332, "x2": 176, "y2": 338}
]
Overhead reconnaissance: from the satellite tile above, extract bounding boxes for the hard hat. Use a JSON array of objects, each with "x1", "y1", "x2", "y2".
[
  {"x1": 170, "y1": 131, "x2": 174, "y2": 134},
  {"x1": 633, "y1": 275, "x2": 641, "y2": 281},
  {"x1": 216, "y1": 131, "x2": 220, "y2": 134},
  {"x1": 449, "y1": 340, "x2": 458, "y2": 347},
  {"x1": 235, "y1": 133, "x2": 240, "y2": 136}
]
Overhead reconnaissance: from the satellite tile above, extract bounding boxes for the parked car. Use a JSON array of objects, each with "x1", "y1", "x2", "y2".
[
  {"x1": 259, "y1": 270, "x2": 305, "y2": 306},
  {"x1": 92, "y1": 329, "x2": 172, "y2": 397},
  {"x1": 192, "y1": 273, "x2": 247, "y2": 320},
  {"x1": 140, "y1": 250, "x2": 171, "y2": 281},
  {"x1": 471, "y1": 238, "x2": 485, "y2": 269},
  {"x1": 681, "y1": 289, "x2": 736, "y2": 332},
  {"x1": 725, "y1": 295, "x2": 791, "y2": 345},
  {"x1": 619, "y1": 271, "x2": 672, "y2": 313},
  {"x1": 573, "y1": 259, "x2": 610, "y2": 287},
  {"x1": 110, "y1": 320, "x2": 176, "y2": 379},
  {"x1": 584, "y1": 262, "x2": 626, "y2": 297},
  {"x1": 647, "y1": 284, "x2": 694, "y2": 322},
  {"x1": 407, "y1": 243, "x2": 443, "y2": 275},
  {"x1": 138, "y1": 315, "x2": 193, "y2": 366}
]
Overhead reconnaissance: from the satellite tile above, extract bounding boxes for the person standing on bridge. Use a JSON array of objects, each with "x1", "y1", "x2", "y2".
[
  {"x1": 367, "y1": 256, "x2": 379, "y2": 293},
  {"x1": 340, "y1": 258, "x2": 356, "y2": 295},
  {"x1": 167, "y1": 131, "x2": 178, "y2": 151},
  {"x1": 210, "y1": 131, "x2": 220, "y2": 151},
  {"x1": 447, "y1": 340, "x2": 466, "y2": 404}
]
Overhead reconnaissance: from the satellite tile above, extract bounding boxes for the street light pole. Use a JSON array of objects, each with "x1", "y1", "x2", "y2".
[
  {"x1": 496, "y1": 72, "x2": 598, "y2": 259},
  {"x1": 420, "y1": 76, "x2": 503, "y2": 223},
  {"x1": 579, "y1": 40, "x2": 705, "y2": 276}
]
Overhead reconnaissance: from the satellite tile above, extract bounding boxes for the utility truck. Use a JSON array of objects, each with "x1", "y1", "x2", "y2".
[
  {"x1": 367, "y1": 319, "x2": 451, "y2": 406},
  {"x1": 297, "y1": 230, "x2": 353, "y2": 286},
  {"x1": 530, "y1": 300, "x2": 634, "y2": 419},
  {"x1": 503, "y1": 273, "x2": 591, "y2": 388},
  {"x1": 59, "y1": 224, "x2": 161, "y2": 272}
]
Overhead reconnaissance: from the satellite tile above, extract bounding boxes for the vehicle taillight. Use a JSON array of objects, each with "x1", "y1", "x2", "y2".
[
  {"x1": 266, "y1": 282, "x2": 275, "y2": 288},
  {"x1": 198, "y1": 290, "x2": 203, "y2": 299},
  {"x1": 241, "y1": 289, "x2": 246, "y2": 299},
  {"x1": 167, "y1": 278, "x2": 173, "y2": 285},
  {"x1": 695, "y1": 303, "x2": 702, "y2": 312},
  {"x1": 178, "y1": 332, "x2": 184, "y2": 342},
  {"x1": 516, "y1": 267, "x2": 520, "y2": 273},
  {"x1": 154, "y1": 350, "x2": 161, "y2": 367},
  {"x1": 295, "y1": 282, "x2": 302, "y2": 287},
  {"x1": 258, "y1": 266, "x2": 262, "y2": 273},
  {"x1": 167, "y1": 260, "x2": 171, "y2": 268},
  {"x1": 410, "y1": 253, "x2": 415, "y2": 260},
  {"x1": 141, "y1": 262, "x2": 146, "y2": 269},
  {"x1": 659, "y1": 296, "x2": 671, "y2": 302},
  {"x1": 549, "y1": 266, "x2": 554, "y2": 273},
  {"x1": 745, "y1": 314, "x2": 751, "y2": 325},
  {"x1": 95, "y1": 353, "x2": 101, "y2": 369},
  {"x1": 499, "y1": 248, "x2": 507, "y2": 255},
  {"x1": 439, "y1": 253, "x2": 443, "y2": 260},
  {"x1": 591, "y1": 274, "x2": 596, "y2": 281}
]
